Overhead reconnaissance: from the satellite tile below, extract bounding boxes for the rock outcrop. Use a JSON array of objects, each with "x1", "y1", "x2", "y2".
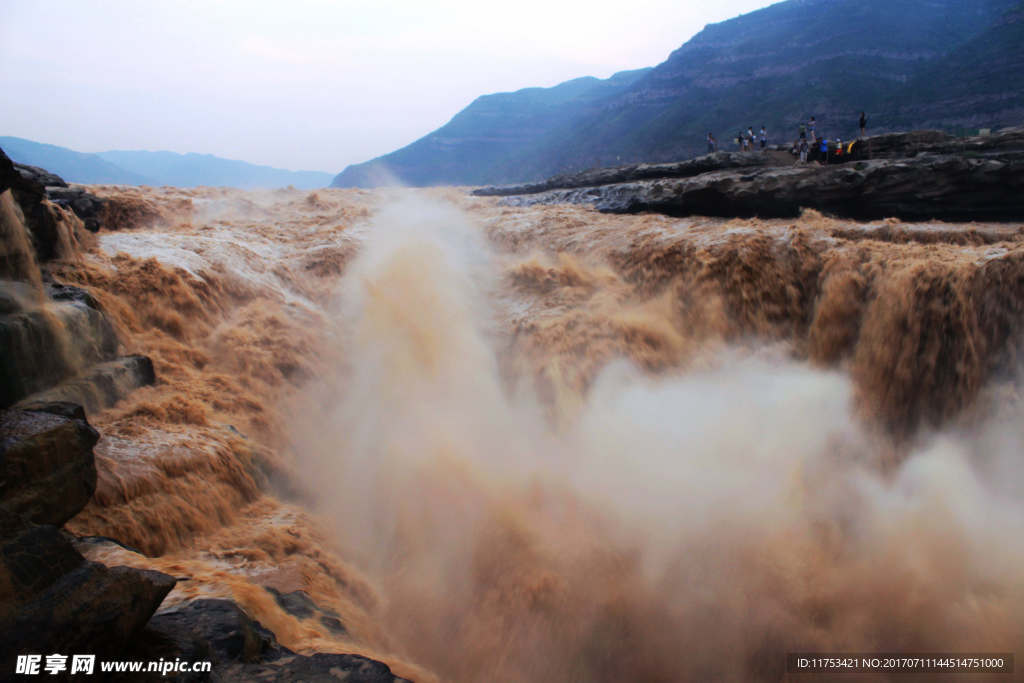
[
  {"x1": 2, "y1": 148, "x2": 155, "y2": 412},
  {"x1": 3, "y1": 147, "x2": 108, "y2": 236},
  {"x1": 0, "y1": 289, "x2": 120, "y2": 407},
  {"x1": 0, "y1": 405, "x2": 98, "y2": 526},
  {"x1": 21, "y1": 355, "x2": 157, "y2": 415},
  {"x1": 46, "y1": 186, "x2": 107, "y2": 233},
  {"x1": 0, "y1": 278, "x2": 156, "y2": 413},
  {"x1": 13, "y1": 162, "x2": 67, "y2": 189},
  {"x1": 1, "y1": 155, "x2": 173, "y2": 670},
  {"x1": 0, "y1": 403, "x2": 177, "y2": 669},
  {"x1": 1, "y1": 147, "x2": 76, "y2": 264},
  {"x1": 481, "y1": 128, "x2": 1024, "y2": 222},
  {"x1": 143, "y1": 599, "x2": 409, "y2": 682},
  {"x1": 265, "y1": 586, "x2": 348, "y2": 637},
  {"x1": 473, "y1": 151, "x2": 780, "y2": 197}
]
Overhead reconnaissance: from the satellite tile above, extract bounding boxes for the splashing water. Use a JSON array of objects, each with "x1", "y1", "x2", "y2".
[
  {"x1": 42, "y1": 185, "x2": 1024, "y2": 681},
  {"x1": 294, "y1": 195, "x2": 1024, "y2": 682}
]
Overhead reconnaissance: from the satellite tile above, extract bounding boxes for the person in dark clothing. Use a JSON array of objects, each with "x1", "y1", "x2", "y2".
[
  {"x1": 859, "y1": 111, "x2": 867, "y2": 138},
  {"x1": 707, "y1": 132, "x2": 716, "y2": 153}
]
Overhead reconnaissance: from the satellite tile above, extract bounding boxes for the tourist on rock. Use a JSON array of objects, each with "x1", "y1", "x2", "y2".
[
  {"x1": 799, "y1": 122, "x2": 807, "y2": 140},
  {"x1": 737, "y1": 131, "x2": 744, "y2": 150},
  {"x1": 759, "y1": 125, "x2": 767, "y2": 150},
  {"x1": 809, "y1": 116, "x2": 817, "y2": 140},
  {"x1": 859, "y1": 111, "x2": 867, "y2": 138},
  {"x1": 707, "y1": 132, "x2": 716, "y2": 153},
  {"x1": 799, "y1": 138, "x2": 809, "y2": 163},
  {"x1": 746, "y1": 127, "x2": 755, "y2": 151}
]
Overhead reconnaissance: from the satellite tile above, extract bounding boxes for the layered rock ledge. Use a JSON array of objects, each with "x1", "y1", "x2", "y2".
[{"x1": 473, "y1": 128, "x2": 1024, "y2": 222}]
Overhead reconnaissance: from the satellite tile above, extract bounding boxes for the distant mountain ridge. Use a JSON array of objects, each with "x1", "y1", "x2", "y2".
[
  {"x1": 0, "y1": 137, "x2": 333, "y2": 189},
  {"x1": 332, "y1": 0, "x2": 1024, "y2": 188},
  {"x1": 332, "y1": 68, "x2": 651, "y2": 187}
]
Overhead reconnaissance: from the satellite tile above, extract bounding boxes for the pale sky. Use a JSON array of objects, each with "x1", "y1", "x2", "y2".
[{"x1": 0, "y1": 0, "x2": 775, "y2": 173}]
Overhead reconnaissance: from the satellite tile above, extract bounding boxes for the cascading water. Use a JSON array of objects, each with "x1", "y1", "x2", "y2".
[{"x1": 39, "y1": 184, "x2": 1024, "y2": 682}]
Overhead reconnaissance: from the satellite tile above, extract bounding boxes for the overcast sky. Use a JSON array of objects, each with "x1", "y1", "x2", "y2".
[{"x1": 1, "y1": 0, "x2": 775, "y2": 173}]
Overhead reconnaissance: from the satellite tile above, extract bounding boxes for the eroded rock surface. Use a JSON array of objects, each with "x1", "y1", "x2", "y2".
[
  {"x1": 144, "y1": 599, "x2": 407, "y2": 682},
  {"x1": 0, "y1": 405, "x2": 177, "y2": 670},
  {"x1": 483, "y1": 128, "x2": 1024, "y2": 222},
  {"x1": 0, "y1": 406, "x2": 98, "y2": 526}
]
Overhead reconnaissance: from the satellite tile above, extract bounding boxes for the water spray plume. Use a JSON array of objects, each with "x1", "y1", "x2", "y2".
[{"x1": 24, "y1": 184, "x2": 1022, "y2": 681}]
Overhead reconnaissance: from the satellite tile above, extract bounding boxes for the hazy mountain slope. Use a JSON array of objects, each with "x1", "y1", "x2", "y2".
[
  {"x1": 541, "y1": 0, "x2": 1017, "y2": 168},
  {"x1": 0, "y1": 136, "x2": 333, "y2": 189},
  {"x1": 895, "y1": 1, "x2": 1024, "y2": 130},
  {"x1": 0, "y1": 136, "x2": 153, "y2": 184},
  {"x1": 97, "y1": 150, "x2": 333, "y2": 189},
  {"x1": 332, "y1": 0, "x2": 1019, "y2": 187},
  {"x1": 331, "y1": 69, "x2": 651, "y2": 187}
]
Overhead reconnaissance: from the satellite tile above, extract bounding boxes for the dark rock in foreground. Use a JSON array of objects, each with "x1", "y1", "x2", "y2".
[
  {"x1": 46, "y1": 185, "x2": 107, "y2": 232},
  {"x1": 265, "y1": 586, "x2": 349, "y2": 637},
  {"x1": 144, "y1": 599, "x2": 409, "y2": 682},
  {"x1": 0, "y1": 295, "x2": 121, "y2": 408},
  {"x1": 223, "y1": 653, "x2": 412, "y2": 683},
  {"x1": 20, "y1": 354, "x2": 156, "y2": 414},
  {"x1": 477, "y1": 128, "x2": 1024, "y2": 222},
  {"x1": 3, "y1": 146, "x2": 107, "y2": 236},
  {"x1": 0, "y1": 405, "x2": 177, "y2": 669},
  {"x1": 0, "y1": 406, "x2": 98, "y2": 526}
]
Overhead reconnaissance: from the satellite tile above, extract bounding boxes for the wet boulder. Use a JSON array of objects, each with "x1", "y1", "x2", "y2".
[
  {"x1": 21, "y1": 355, "x2": 156, "y2": 415},
  {"x1": 144, "y1": 598, "x2": 407, "y2": 682},
  {"x1": 0, "y1": 149, "x2": 72, "y2": 262},
  {"x1": 145, "y1": 599, "x2": 281, "y2": 665},
  {"x1": 0, "y1": 296, "x2": 120, "y2": 408},
  {"x1": 0, "y1": 148, "x2": 44, "y2": 203},
  {"x1": 265, "y1": 586, "x2": 348, "y2": 637},
  {"x1": 46, "y1": 186, "x2": 107, "y2": 232},
  {"x1": 220, "y1": 653, "x2": 413, "y2": 682},
  {"x1": 0, "y1": 406, "x2": 98, "y2": 527},
  {"x1": 13, "y1": 162, "x2": 68, "y2": 189},
  {"x1": 3, "y1": 550, "x2": 177, "y2": 661},
  {"x1": 0, "y1": 405, "x2": 177, "y2": 670}
]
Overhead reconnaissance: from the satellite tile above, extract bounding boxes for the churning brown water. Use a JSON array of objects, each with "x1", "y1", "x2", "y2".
[{"x1": 55, "y1": 185, "x2": 1024, "y2": 681}]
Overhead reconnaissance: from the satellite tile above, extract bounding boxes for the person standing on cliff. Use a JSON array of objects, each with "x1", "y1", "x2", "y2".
[
  {"x1": 859, "y1": 111, "x2": 867, "y2": 138},
  {"x1": 759, "y1": 125, "x2": 767, "y2": 150},
  {"x1": 809, "y1": 116, "x2": 817, "y2": 141},
  {"x1": 707, "y1": 132, "x2": 716, "y2": 153}
]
